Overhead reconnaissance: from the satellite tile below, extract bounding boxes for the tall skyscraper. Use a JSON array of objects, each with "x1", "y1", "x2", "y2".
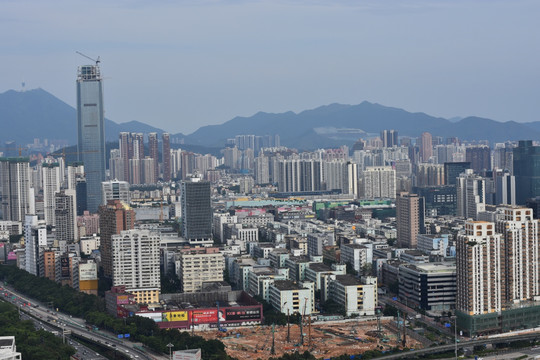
[
  {"x1": 380, "y1": 129, "x2": 398, "y2": 148},
  {"x1": 496, "y1": 206, "x2": 540, "y2": 303},
  {"x1": 494, "y1": 169, "x2": 516, "y2": 205},
  {"x1": 148, "y1": 132, "x2": 159, "y2": 182},
  {"x1": 77, "y1": 64, "x2": 105, "y2": 213},
  {"x1": 444, "y1": 162, "x2": 471, "y2": 186},
  {"x1": 466, "y1": 146, "x2": 491, "y2": 173},
  {"x1": 396, "y1": 192, "x2": 425, "y2": 248},
  {"x1": 75, "y1": 176, "x2": 87, "y2": 216},
  {"x1": 24, "y1": 214, "x2": 47, "y2": 276},
  {"x1": 456, "y1": 169, "x2": 486, "y2": 220},
  {"x1": 513, "y1": 140, "x2": 540, "y2": 205},
  {"x1": 0, "y1": 157, "x2": 30, "y2": 221},
  {"x1": 118, "y1": 132, "x2": 132, "y2": 182},
  {"x1": 98, "y1": 200, "x2": 135, "y2": 278},
  {"x1": 181, "y1": 174, "x2": 212, "y2": 241},
  {"x1": 162, "y1": 133, "x2": 171, "y2": 182},
  {"x1": 457, "y1": 208, "x2": 540, "y2": 335},
  {"x1": 42, "y1": 162, "x2": 61, "y2": 226},
  {"x1": 363, "y1": 166, "x2": 396, "y2": 199},
  {"x1": 456, "y1": 221, "x2": 503, "y2": 316},
  {"x1": 55, "y1": 189, "x2": 77, "y2": 242},
  {"x1": 419, "y1": 132, "x2": 433, "y2": 163}
]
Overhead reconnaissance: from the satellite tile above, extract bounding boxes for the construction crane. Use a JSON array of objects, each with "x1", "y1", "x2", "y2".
[
  {"x1": 300, "y1": 297, "x2": 308, "y2": 346},
  {"x1": 0, "y1": 146, "x2": 29, "y2": 157},
  {"x1": 76, "y1": 51, "x2": 100, "y2": 65}
]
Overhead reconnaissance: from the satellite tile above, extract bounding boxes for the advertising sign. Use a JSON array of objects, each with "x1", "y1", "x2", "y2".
[
  {"x1": 162, "y1": 311, "x2": 188, "y2": 322},
  {"x1": 117, "y1": 295, "x2": 129, "y2": 305},
  {"x1": 191, "y1": 309, "x2": 217, "y2": 324},
  {"x1": 60, "y1": 257, "x2": 70, "y2": 278},
  {"x1": 225, "y1": 307, "x2": 261, "y2": 321},
  {"x1": 173, "y1": 349, "x2": 201, "y2": 360},
  {"x1": 79, "y1": 262, "x2": 97, "y2": 281},
  {"x1": 136, "y1": 312, "x2": 163, "y2": 323}
]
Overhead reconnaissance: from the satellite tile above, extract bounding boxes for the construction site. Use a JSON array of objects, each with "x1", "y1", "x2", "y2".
[{"x1": 200, "y1": 316, "x2": 422, "y2": 359}]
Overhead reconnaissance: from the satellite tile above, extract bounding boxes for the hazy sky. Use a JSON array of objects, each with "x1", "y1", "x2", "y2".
[{"x1": 1, "y1": 0, "x2": 539, "y2": 134}]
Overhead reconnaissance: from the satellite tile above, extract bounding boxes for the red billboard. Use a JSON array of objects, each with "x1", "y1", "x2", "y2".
[{"x1": 190, "y1": 309, "x2": 217, "y2": 324}]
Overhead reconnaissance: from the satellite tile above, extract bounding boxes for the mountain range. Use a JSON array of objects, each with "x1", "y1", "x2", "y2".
[{"x1": 1, "y1": 88, "x2": 539, "y2": 150}]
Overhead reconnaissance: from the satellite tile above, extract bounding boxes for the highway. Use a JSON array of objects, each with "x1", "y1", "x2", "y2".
[
  {"x1": 20, "y1": 310, "x2": 106, "y2": 360},
  {"x1": 375, "y1": 331, "x2": 540, "y2": 359},
  {"x1": 1, "y1": 285, "x2": 166, "y2": 360}
]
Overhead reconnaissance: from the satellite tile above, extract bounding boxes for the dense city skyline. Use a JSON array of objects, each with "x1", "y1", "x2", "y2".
[{"x1": 1, "y1": 0, "x2": 539, "y2": 134}]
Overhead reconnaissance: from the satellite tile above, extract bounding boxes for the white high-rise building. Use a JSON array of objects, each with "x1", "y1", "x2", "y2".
[
  {"x1": 345, "y1": 162, "x2": 359, "y2": 197},
  {"x1": 456, "y1": 169, "x2": 486, "y2": 220},
  {"x1": 323, "y1": 160, "x2": 345, "y2": 192},
  {"x1": 456, "y1": 221, "x2": 503, "y2": 316},
  {"x1": 111, "y1": 229, "x2": 160, "y2": 304},
  {"x1": 67, "y1": 163, "x2": 84, "y2": 190},
  {"x1": 102, "y1": 179, "x2": 130, "y2": 205},
  {"x1": 254, "y1": 155, "x2": 270, "y2": 184},
  {"x1": 496, "y1": 206, "x2": 540, "y2": 303},
  {"x1": 42, "y1": 162, "x2": 61, "y2": 226},
  {"x1": 363, "y1": 166, "x2": 396, "y2": 199},
  {"x1": 0, "y1": 157, "x2": 31, "y2": 222},
  {"x1": 24, "y1": 214, "x2": 47, "y2": 276}
]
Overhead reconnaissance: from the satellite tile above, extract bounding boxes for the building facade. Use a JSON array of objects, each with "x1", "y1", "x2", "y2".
[
  {"x1": 111, "y1": 229, "x2": 160, "y2": 304},
  {"x1": 77, "y1": 64, "x2": 106, "y2": 213}
]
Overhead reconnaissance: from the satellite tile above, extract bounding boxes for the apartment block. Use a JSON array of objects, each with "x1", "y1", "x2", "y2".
[{"x1": 176, "y1": 247, "x2": 225, "y2": 293}]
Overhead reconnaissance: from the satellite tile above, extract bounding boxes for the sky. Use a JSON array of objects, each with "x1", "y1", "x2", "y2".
[{"x1": 1, "y1": 0, "x2": 539, "y2": 135}]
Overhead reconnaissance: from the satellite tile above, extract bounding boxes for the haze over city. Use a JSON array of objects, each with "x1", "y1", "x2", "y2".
[{"x1": 2, "y1": 0, "x2": 539, "y2": 134}]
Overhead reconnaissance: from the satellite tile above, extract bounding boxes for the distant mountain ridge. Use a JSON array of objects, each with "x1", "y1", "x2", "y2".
[
  {"x1": 1, "y1": 88, "x2": 539, "y2": 150},
  {"x1": 182, "y1": 102, "x2": 540, "y2": 148},
  {"x1": 0, "y1": 88, "x2": 168, "y2": 146}
]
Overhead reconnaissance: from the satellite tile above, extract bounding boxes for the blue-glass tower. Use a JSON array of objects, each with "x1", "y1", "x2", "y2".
[{"x1": 77, "y1": 64, "x2": 106, "y2": 213}]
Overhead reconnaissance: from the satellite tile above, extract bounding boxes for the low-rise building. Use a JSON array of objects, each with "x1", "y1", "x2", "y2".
[
  {"x1": 341, "y1": 243, "x2": 369, "y2": 273},
  {"x1": 327, "y1": 275, "x2": 378, "y2": 316},
  {"x1": 398, "y1": 262, "x2": 456, "y2": 311},
  {"x1": 269, "y1": 280, "x2": 314, "y2": 315},
  {"x1": 248, "y1": 266, "x2": 287, "y2": 301}
]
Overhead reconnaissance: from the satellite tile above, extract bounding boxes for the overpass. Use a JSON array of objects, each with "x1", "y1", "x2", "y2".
[{"x1": 376, "y1": 332, "x2": 540, "y2": 359}]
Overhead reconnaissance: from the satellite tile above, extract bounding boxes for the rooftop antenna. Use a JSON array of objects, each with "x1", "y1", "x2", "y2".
[{"x1": 76, "y1": 51, "x2": 100, "y2": 65}]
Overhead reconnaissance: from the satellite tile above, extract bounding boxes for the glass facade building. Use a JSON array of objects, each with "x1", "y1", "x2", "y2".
[
  {"x1": 77, "y1": 65, "x2": 106, "y2": 213},
  {"x1": 514, "y1": 140, "x2": 540, "y2": 205},
  {"x1": 181, "y1": 175, "x2": 212, "y2": 240}
]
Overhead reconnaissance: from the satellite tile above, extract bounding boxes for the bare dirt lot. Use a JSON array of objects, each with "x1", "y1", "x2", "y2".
[{"x1": 199, "y1": 319, "x2": 420, "y2": 359}]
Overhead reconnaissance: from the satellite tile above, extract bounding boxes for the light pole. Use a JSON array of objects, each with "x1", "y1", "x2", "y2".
[
  {"x1": 167, "y1": 343, "x2": 174, "y2": 360},
  {"x1": 452, "y1": 315, "x2": 458, "y2": 360},
  {"x1": 283, "y1": 301, "x2": 290, "y2": 343}
]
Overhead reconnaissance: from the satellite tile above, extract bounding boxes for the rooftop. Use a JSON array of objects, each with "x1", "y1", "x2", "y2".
[
  {"x1": 272, "y1": 280, "x2": 303, "y2": 291},
  {"x1": 334, "y1": 274, "x2": 363, "y2": 286},
  {"x1": 308, "y1": 262, "x2": 332, "y2": 272}
]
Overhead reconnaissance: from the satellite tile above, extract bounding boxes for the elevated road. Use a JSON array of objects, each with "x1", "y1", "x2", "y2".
[
  {"x1": 376, "y1": 332, "x2": 540, "y2": 359},
  {"x1": 1, "y1": 285, "x2": 166, "y2": 360}
]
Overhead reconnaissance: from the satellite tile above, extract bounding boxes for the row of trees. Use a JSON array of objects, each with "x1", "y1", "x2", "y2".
[
  {"x1": 0, "y1": 265, "x2": 229, "y2": 359},
  {"x1": 0, "y1": 301, "x2": 76, "y2": 359}
]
